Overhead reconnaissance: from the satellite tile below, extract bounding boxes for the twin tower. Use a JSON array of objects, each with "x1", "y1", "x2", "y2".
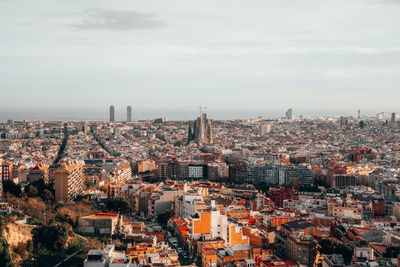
[{"x1": 109, "y1": 105, "x2": 132, "y2": 122}]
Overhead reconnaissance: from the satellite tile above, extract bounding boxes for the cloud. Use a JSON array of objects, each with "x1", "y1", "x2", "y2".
[
  {"x1": 366, "y1": 68, "x2": 400, "y2": 76},
  {"x1": 71, "y1": 9, "x2": 164, "y2": 31},
  {"x1": 323, "y1": 69, "x2": 353, "y2": 79}
]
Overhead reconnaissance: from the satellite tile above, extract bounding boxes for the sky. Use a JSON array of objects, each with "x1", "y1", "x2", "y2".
[{"x1": 0, "y1": 0, "x2": 400, "y2": 121}]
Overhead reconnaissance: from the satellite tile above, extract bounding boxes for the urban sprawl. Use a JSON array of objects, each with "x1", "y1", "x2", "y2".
[{"x1": 1, "y1": 108, "x2": 400, "y2": 267}]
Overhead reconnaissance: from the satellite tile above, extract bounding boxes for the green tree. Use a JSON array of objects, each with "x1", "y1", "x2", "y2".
[
  {"x1": 26, "y1": 240, "x2": 33, "y2": 252},
  {"x1": 0, "y1": 238, "x2": 14, "y2": 267},
  {"x1": 41, "y1": 189, "x2": 54, "y2": 202},
  {"x1": 2, "y1": 180, "x2": 22, "y2": 198},
  {"x1": 336, "y1": 243, "x2": 354, "y2": 264},
  {"x1": 26, "y1": 185, "x2": 38, "y2": 198},
  {"x1": 106, "y1": 198, "x2": 130, "y2": 214},
  {"x1": 298, "y1": 185, "x2": 321, "y2": 192},
  {"x1": 254, "y1": 182, "x2": 270, "y2": 193},
  {"x1": 23, "y1": 247, "x2": 61, "y2": 267},
  {"x1": 384, "y1": 246, "x2": 400, "y2": 258},
  {"x1": 318, "y1": 239, "x2": 354, "y2": 265},
  {"x1": 32, "y1": 224, "x2": 68, "y2": 251},
  {"x1": 318, "y1": 239, "x2": 338, "y2": 254},
  {"x1": 26, "y1": 179, "x2": 54, "y2": 197},
  {"x1": 157, "y1": 210, "x2": 174, "y2": 226}
]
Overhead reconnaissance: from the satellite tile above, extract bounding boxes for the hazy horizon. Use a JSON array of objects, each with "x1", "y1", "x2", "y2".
[{"x1": 0, "y1": 107, "x2": 395, "y2": 122}]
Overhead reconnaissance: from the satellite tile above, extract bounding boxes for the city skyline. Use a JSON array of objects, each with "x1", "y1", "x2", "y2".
[{"x1": 1, "y1": 106, "x2": 399, "y2": 122}]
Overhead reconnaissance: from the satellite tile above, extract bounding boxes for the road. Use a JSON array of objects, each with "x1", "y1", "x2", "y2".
[{"x1": 165, "y1": 230, "x2": 193, "y2": 265}]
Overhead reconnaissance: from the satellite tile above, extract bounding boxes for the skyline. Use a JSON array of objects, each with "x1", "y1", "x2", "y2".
[
  {"x1": 0, "y1": 106, "x2": 398, "y2": 122},
  {"x1": 1, "y1": 0, "x2": 400, "y2": 115}
]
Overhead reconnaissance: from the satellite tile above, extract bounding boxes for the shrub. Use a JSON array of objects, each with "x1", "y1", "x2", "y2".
[
  {"x1": 32, "y1": 224, "x2": 68, "y2": 251},
  {"x1": 0, "y1": 237, "x2": 14, "y2": 267}
]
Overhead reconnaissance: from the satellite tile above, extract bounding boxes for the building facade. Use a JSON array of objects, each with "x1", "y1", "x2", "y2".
[
  {"x1": 109, "y1": 105, "x2": 115, "y2": 122},
  {"x1": 54, "y1": 161, "x2": 85, "y2": 202},
  {"x1": 127, "y1": 106, "x2": 132, "y2": 122}
]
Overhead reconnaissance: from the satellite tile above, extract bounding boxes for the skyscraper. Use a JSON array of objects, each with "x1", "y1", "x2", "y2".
[
  {"x1": 127, "y1": 106, "x2": 132, "y2": 122},
  {"x1": 109, "y1": 105, "x2": 115, "y2": 122},
  {"x1": 286, "y1": 108, "x2": 293, "y2": 119},
  {"x1": 391, "y1": 112, "x2": 398, "y2": 123}
]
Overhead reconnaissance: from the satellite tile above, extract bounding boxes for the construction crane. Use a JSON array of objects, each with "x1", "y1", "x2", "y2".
[
  {"x1": 198, "y1": 105, "x2": 207, "y2": 116},
  {"x1": 185, "y1": 105, "x2": 208, "y2": 116}
]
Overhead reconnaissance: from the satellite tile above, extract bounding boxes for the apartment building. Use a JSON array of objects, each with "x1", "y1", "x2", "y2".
[
  {"x1": 29, "y1": 163, "x2": 49, "y2": 183},
  {"x1": 54, "y1": 161, "x2": 85, "y2": 202}
]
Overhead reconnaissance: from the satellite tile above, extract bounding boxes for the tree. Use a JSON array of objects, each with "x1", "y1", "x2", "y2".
[
  {"x1": 24, "y1": 198, "x2": 46, "y2": 222},
  {"x1": 23, "y1": 247, "x2": 59, "y2": 267},
  {"x1": 0, "y1": 238, "x2": 14, "y2": 267},
  {"x1": 2, "y1": 180, "x2": 22, "y2": 198},
  {"x1": 56, "y1": 201, "x2": 94, "y2": 227},
  {"x1": 288, "y1": 178, "x2": 301, "y2": 189},
  {"x1": 26, "y1": 240, "x2": 33, "y2": 253},
  {"x1": 254, "y1": 182, "x2": 270, "y2": 193},
  {"x1": 26, "y1": 185, "x2": 38, "y2": 198},
  {"x1": 298, "y1": 185, "x2": 321, "y2": 192},
  {"x1": 384, "y1": 246, "x2": 400, "y2": 258},
  {"x1": 26, "y1": 179, "x2": 54, "y2": 198},
  {"x1": 318, "y1": 239, "x2": 354, "y2": 265},
  {"x1": 106, "y1": 198, "x2": 130, "y2": 214},
  {"x1": 32, "y1": 224, "x2": 68, "y2": 251},
  {"x1": 318, "y1": 239, "x2": 338, "y2": 255},
  {"x1": 14, "y1": 241, "x2": 28, "y2": 256},
  {"x1": 41, "y1": 189, "x2": 54, "y2": 202},
  {"x1": 113, "y1": 216, "x2": 123, "y2": 239},
  {"x1": 157, "y1": 210, "x2": 174, "y2": 226},
  {"x1": 336, "y1": 243, "x2": 354, "y2": 264}
]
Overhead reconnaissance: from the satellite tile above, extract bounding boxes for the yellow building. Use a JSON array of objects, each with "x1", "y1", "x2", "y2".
[
  {"x1": 129, "y1": 245, "x2": 157, "y2": 260},
  {"x1": 228, "y1": 223, "x2": 249, "y2": 246},
  {"x1": 193, "y1": 212, "x2": 211, "y2": 235},
  {"x1": 137, "y1": 160, "x2": 157, "y2": 173}
]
